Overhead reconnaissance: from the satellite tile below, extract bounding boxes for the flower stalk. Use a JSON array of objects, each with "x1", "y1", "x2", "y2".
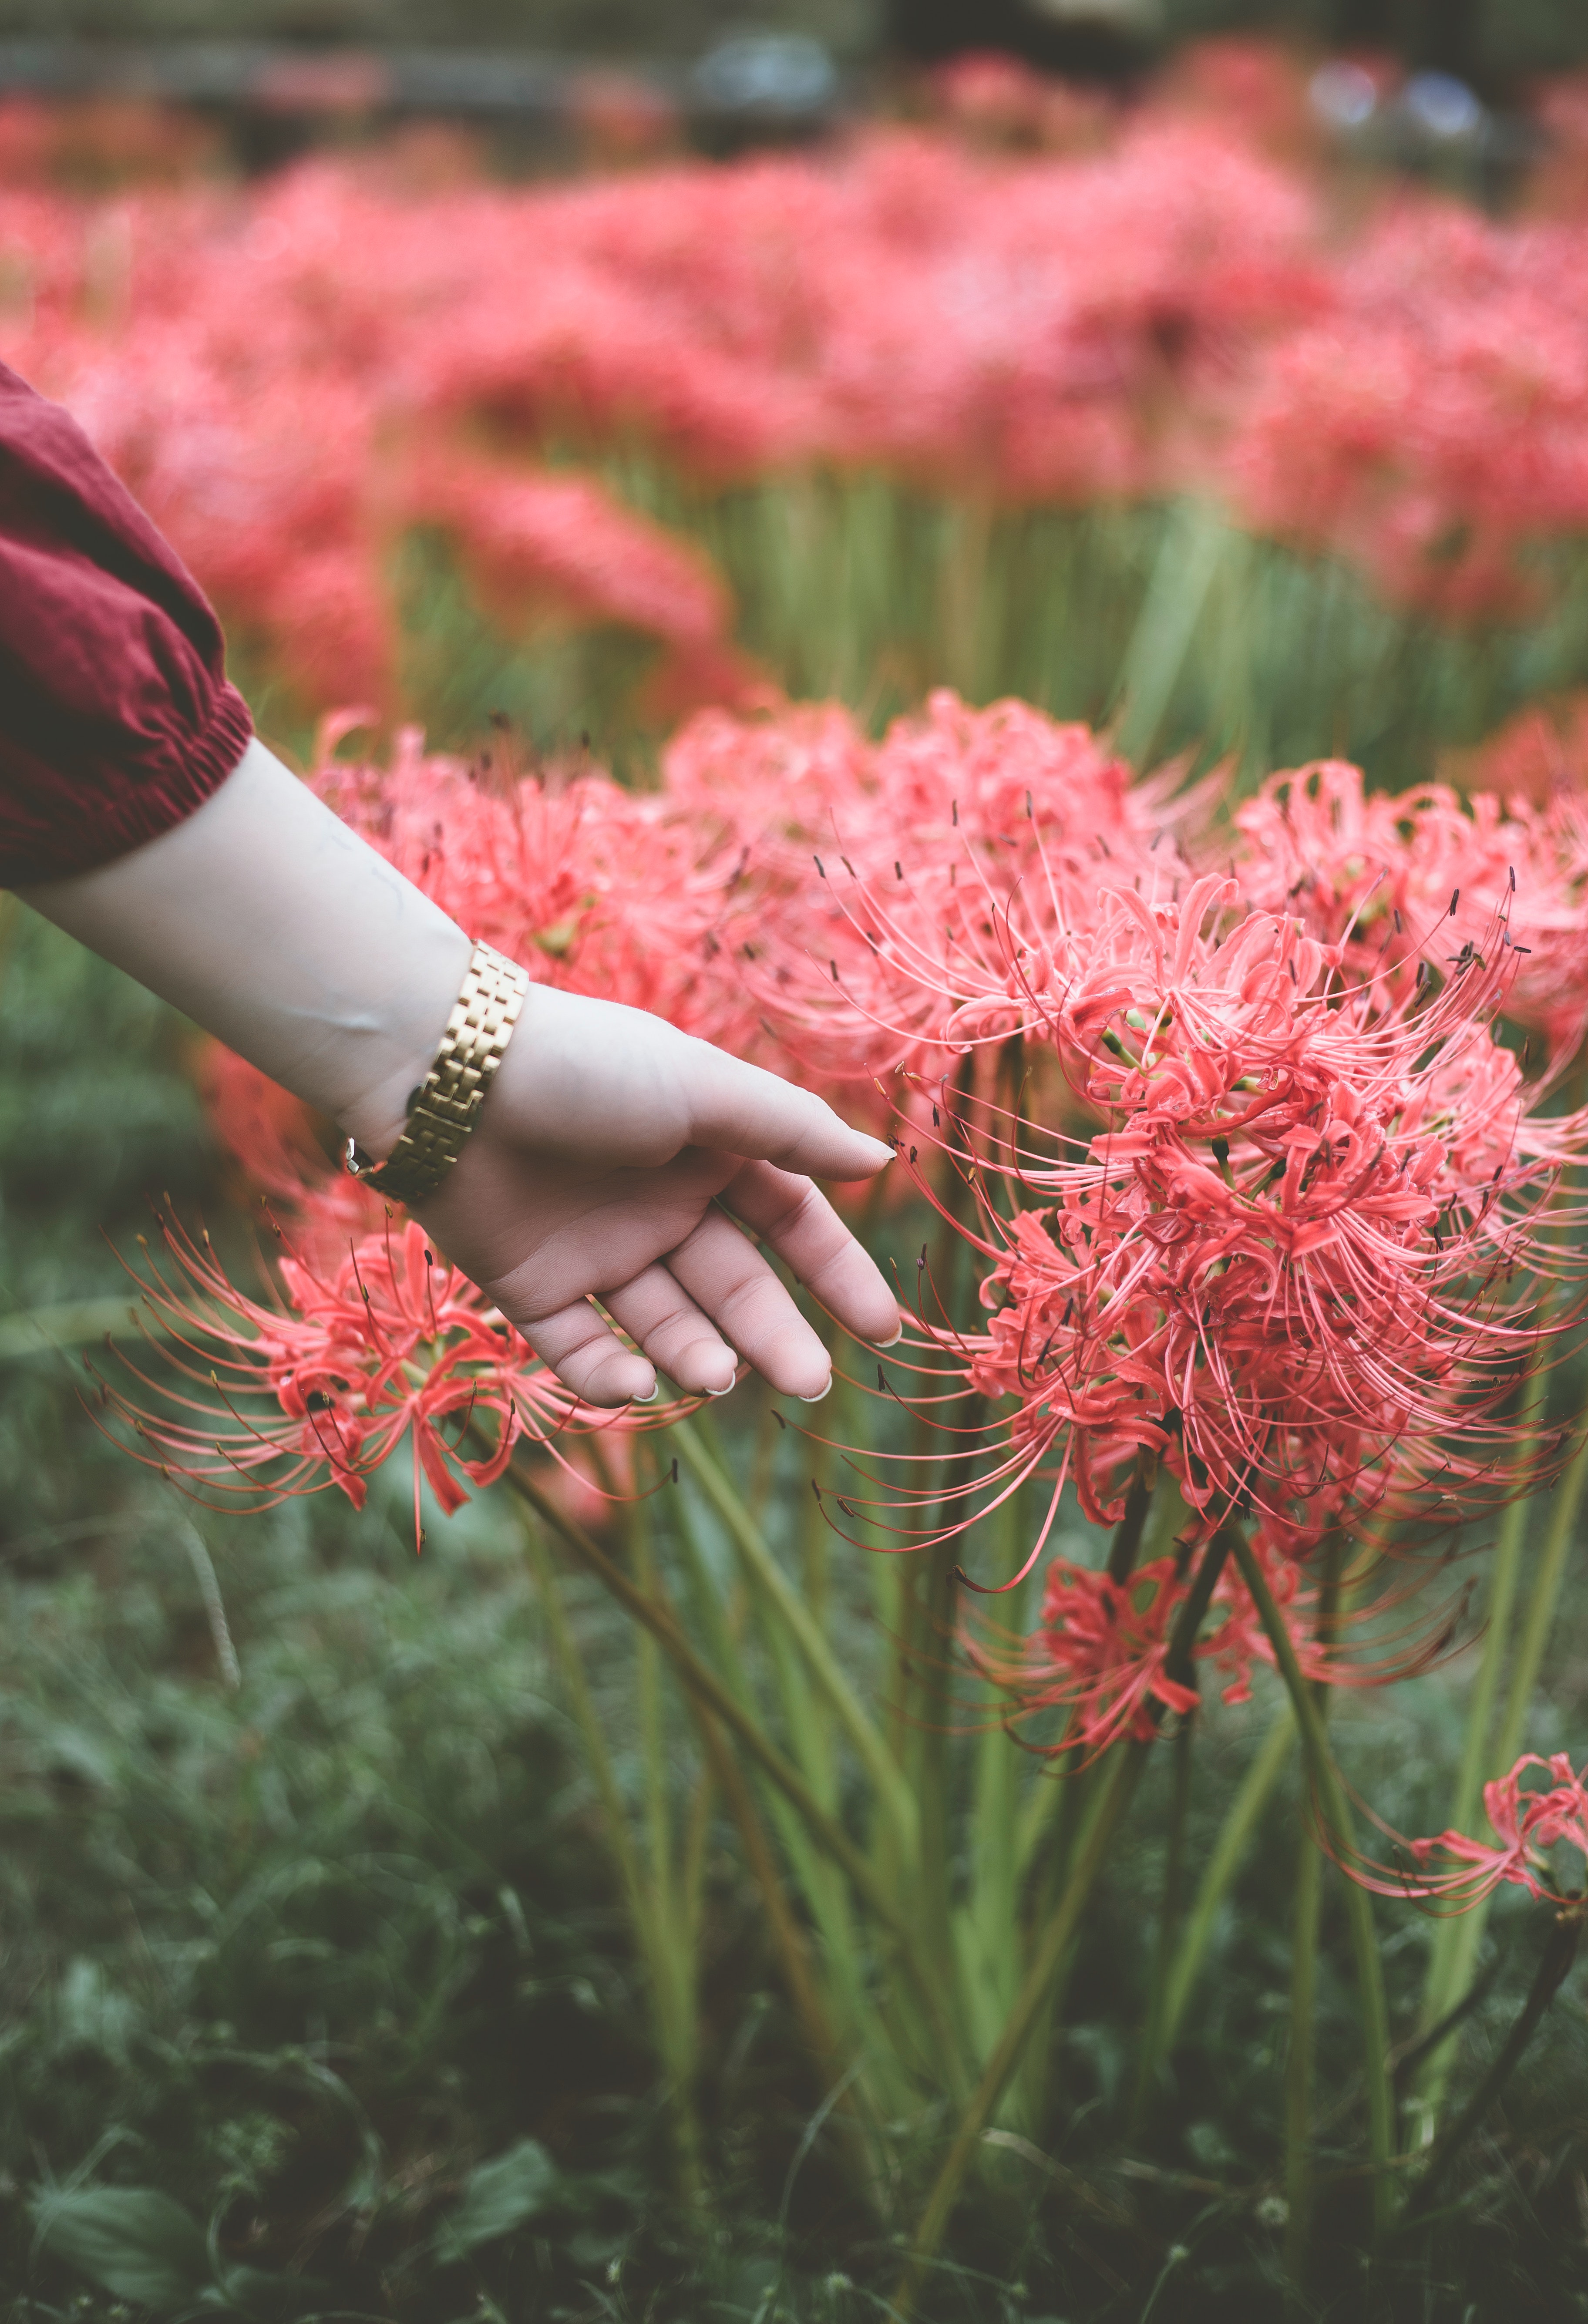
[
  {"x1": 1415, "y1": 1427, "x2": 1588, "y2": 2117},
  {"x1": 1228, "y1": 1527, "x2": 1397, "y2": 2240},
  {"x1": 895, "y1": 1523, "x2": 1237, "y2": 2312}
]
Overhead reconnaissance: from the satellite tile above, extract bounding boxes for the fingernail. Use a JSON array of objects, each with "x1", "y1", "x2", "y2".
[
  {"x1": 706, "y1": 1378, "x2": 736, "y2": 1399},
  {"x1": 633, "y1": 1381, "x2": 660, "y2": 1404},
  {"x1": 798, "y1": 1378, "x2": 833, "y2": 1404},
  {"x1": 875, "y1": 1325, "x2": 905, "y2": 1348}
]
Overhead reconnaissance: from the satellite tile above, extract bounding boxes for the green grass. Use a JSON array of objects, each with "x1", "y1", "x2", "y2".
[{"x1": 381, "y1": 472, "x2": 1588, "y2": 799}]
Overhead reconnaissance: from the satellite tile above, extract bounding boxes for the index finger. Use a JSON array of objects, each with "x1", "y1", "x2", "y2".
[
  {"x1": 683, "y1": 1043, "x2": 895, "y2": 1183},
  {"x1": 720, "y1": 1159, "x2": 902, "y2": 1348}
]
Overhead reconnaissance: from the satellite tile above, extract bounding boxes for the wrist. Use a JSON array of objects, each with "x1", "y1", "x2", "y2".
[
  {"x1": 341, "y1": 940, "x2": 531, "y2": 1201},
  {"x1": 330, "y1": 921, "x2": 476, "y2": 1161}
]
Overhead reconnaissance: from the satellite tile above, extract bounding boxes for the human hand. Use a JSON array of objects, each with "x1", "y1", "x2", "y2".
[
  {"x1": 405, "y1": 985, "x2": 901, "y2": 1406},
  {"x1": 21, "y1": 741, "x2": 898, "y2": 1405}
]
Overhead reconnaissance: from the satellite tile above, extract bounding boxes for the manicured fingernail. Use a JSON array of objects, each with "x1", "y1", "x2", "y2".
[
  {"x1": 798, "y1": 1378, "x2": 832, "y2": 1404},
  {"x1": 875, "y1": 1325, "x2": 904, "y2": 1348}
]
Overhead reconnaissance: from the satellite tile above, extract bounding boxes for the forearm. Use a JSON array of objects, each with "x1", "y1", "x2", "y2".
[{"x1": 17, "y1": 738, "x2": 469, "y2": 1156}]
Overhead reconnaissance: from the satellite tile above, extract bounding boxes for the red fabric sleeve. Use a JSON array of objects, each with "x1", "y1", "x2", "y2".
[{"x1": 0, "y1": 360, "x2": 253, "y2": 887}]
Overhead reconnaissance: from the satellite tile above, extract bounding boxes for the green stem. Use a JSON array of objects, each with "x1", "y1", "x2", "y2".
[
  {"x1": 1285, "y1": 1535, "x2": 1343, "y2": 2286},
  {"x1": 1285, "y1": 1823, "x2": 1324, "y2": 2282},
  {"x1": 1107, "y1": 1462, "x2": 1157, "y2": 1585},
  {"x1": 667, "y1": 1463, "x2": 910, "y2": 2102},
  {"x1": 958, "y1": 1490, "x2": 1030, "y2": 2069},
  {"x1": 520, "y1": 1521, "x2": 703, "y2": 2196},
  {"x1": 633, "y1": 1532, "x2": 675, "y2": 1944},
  {"x1": 1130, "y1": 1716, "x2": 1194, "y2": 2133},
  {"x1": 1111, "y1": 496, "x2": 1229, "y2": 767},
  {"x1": 1416, "y1": 1428, "x2": 1588, "y2": 2115},
  {"x1": 1228, "y1": 1530, "x2": 1396, "y2": 2241},
  {"x1": 1416, "y1": 1380, "x2": 1548, "y2": 2055},
  {"x1": 895, "y1": 1740, "x2": 1146, "y2": 2316},
  {"x1": 1157, "y1": 1706, "x2": 1294, "y2": 2058},
  {"x1": 501, "y1": 1454, "x2": 962, "y2": 2074},
  {"x1": 671, "y1": 1417, "x2": 918, "y2": 1859},
  {"x1": 896, "y1": 1525, "x2": 1233, "y2": 2310}
]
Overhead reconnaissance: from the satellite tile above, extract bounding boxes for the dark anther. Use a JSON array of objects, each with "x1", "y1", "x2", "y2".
[
  {"x1": 895, "y1": 861, "x2": 904, "y2": 880},
  {"x1": 773, "y1": 1409, "x2": 787, "y2": 1430},
  {"x1": 424, "y1": 1248, "x2": 434, "y2": 1265},
  {"x1": 306, "y1": 1390, "x2": 333, "y2": 1413},
  {"x1": 814, "y1": 854, "x2": 825, "y2": 876},
  {"x1": 670, "y1": 1458, "x2": 679, "y2": 1484},
  {"x1": 1449, "y1": 888, "x2": 1460, "y2": 915},
  {"x1": 1211, "y1": 1137, "x2": 1230, "y2": 1167}
]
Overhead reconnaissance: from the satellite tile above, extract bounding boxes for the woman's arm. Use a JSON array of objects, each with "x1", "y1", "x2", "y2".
[{"x1": 20, "y1": 740, "x2": 900, "y2": 1406}]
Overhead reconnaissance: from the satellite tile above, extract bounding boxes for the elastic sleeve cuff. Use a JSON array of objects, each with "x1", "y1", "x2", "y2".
[{"x1": 1, "y1": 686, "x2": 255, "y2": 889}]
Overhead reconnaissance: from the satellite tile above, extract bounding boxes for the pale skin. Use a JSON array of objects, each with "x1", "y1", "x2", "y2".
[{"x1": 22, "y1": 739, "x2": 902, "y2": 1406}]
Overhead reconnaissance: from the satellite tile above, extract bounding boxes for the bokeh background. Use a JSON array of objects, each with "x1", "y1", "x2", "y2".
[{"x1": 5, "y1": 4, "x2": 1588, "y2": 2319}]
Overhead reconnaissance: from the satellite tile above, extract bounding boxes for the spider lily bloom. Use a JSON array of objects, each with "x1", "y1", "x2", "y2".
[
  {"x1": 1223, "y1": 198, "x2": 1588, "y2": 623},
  {"x1": 94, "y1": 1204, "x2": 683, "y2": 1546},
  {"x1": 1352, "y1": 1752, "x2": 1588, "y2": 1909},
  {"x1": 977, "y1": 1554, "x2": 1205, "y2": 1761},
  {"x1": 1233, "y1": 757, "x2": 1588, "y2": 1066},
  {"x1": 858, "y1": 864, "x2": 1582, "y2": 1572},
  {"x1": 672, "y1": 689, "x2": 1200, "y2": 1099},
  {"x1": 967, "y1": 1534, "x2": 1326, "y2": 1762},
  {"x1": 313, "y1": 720, "x2": 766, "y2": 1056}
]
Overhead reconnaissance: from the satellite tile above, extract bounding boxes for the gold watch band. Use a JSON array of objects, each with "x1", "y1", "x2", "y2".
[{"x1": 343, "y1": 939, "x2": 530, "y2": 1207}]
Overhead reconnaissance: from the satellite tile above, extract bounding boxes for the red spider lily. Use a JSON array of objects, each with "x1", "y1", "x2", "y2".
[
  {"x1": 1235, "y1": 758, "x2": 1588, "y2": 1066},
  {"x1": 314, "y1": 720, "x2": 766, "y2": 1057},
  {"x1": 10, "y1": 89, "x2": 1588, "y2": 688},
  {"x1": 982, "y1": 1554, "x2": 1207, "y2": 1760},
  {"x1": 819, "y1": 858, "x2": 1582, "y2": 1577},
  {"x1": 1352, "y1": 1752, "x2": 1588, "y2": 1910},
  {"x1": 1223, "y1": 197, "x2": 1588, "y2": 619},
  {"x1": 962, "y1": 1517, "x2": 1457, "y2": 1763},
  {"x1": 1, "y1": 103, "x2": 1322, "y2": 714},
  {"x1": 666, "y1": 689, "x2": 1204, "y2": 1100},
  {"x1": 967, "y1": 1540, "x2": 1322, "y2": 1761},
  {"x1": 402, "y1": 449, "x2": 732, "y2": 653},
  {"x1": 93, "y1": 1202, "x2": 689, "y2": 1547}
]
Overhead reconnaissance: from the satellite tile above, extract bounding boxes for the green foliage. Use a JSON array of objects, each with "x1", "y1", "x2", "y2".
[{"x1": 391, "y1": 471, "x2": 1588, "y2": 796}]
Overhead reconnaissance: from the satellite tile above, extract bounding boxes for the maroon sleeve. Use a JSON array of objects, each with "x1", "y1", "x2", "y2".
[{"x1": 0, "y1": 361, "x2": 253, "y2": 888}]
